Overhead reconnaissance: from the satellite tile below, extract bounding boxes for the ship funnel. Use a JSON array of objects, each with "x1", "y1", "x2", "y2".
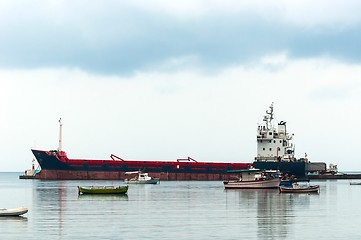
[{"x1": 278, "y1": 121, "x2": 286, "y2": 137}]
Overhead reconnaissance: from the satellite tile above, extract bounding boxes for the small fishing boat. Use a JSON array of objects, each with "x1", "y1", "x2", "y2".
[
  {"x1": 223, "y1": 168, "x2": 281, "y2": 189},
  {"x1": 0, "y1": 207, "x2": 28, "y2": 217},
  {"x1": 124, "y1": 171, "x2": 160, "y2": 184},
  {"x1": 350, "y1": 182, "x2": 361, "y2": 185},
  {"x1": 78, "y1": 185, "x2": 128, "y2": 195},
  {"x1": 279, "y1": 179, "x2": 320, "y2": 193}
]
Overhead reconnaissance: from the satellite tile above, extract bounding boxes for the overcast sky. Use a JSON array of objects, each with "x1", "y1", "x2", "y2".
[{"x1": 1, "y1": 0, "x2": 361, "y2": 171}]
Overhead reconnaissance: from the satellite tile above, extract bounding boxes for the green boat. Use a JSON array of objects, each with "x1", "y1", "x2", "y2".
[{"x1": 78, "y1": 185, "x2": 128, "y2": 195}]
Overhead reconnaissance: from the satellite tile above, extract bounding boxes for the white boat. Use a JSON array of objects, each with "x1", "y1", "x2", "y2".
[
  {"x1": 0, "y1": 207, "x2": 28, "y2": 217},
  {"x1": 223, "y1": 168, "x2": 281, "y2": 189},
  {"x1": 124, "y1": 171, "x2": 160, "y2": 184}
]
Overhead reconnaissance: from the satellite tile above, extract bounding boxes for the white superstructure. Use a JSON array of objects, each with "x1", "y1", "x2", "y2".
[{"x1": 255, "y1": 103, "x2": 305, "y2": 162}]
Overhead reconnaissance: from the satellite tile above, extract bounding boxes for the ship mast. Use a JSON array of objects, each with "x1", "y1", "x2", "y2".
[
  {"x1": 58, "y1": 118, "x2": 63, "y2": 152},
  {"x1": 263, "y1": 102, "x2": 274, "y2": 129}
]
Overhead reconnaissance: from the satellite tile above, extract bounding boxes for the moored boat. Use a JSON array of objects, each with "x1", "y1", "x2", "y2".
[
  {"x1": 0, "y1": 207, "x2": 28, "y2": 217},
  {"x1": 124, "y1": 171, "x2": 160, "y2": 184},
  {"x1": 350, "y1": 182, "x2": 361, "y2": 185},
  {"x1": 78, "y1": 185, "x2": 128, "y2": 195},
  {"x1": 223, "y1": 168, "x2": 281, "y2": 189},
  {"x1": 279, "y1": 179, "x2": 320, "y2": 193}
]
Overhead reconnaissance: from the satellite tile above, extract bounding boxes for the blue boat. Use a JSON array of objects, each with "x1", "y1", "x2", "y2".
[{"x1": 279, "y1": 179, "x2": 320, "y2": 193}]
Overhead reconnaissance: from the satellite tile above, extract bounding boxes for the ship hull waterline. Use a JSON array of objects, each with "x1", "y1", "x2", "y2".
[{"x1": 34, "y1": 169, "x2": 243, "y2": 181}]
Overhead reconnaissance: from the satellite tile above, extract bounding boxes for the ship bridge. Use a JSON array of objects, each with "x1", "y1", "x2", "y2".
[{"x1": 255, "y1": 103, "x2": 294, "y2": 162}]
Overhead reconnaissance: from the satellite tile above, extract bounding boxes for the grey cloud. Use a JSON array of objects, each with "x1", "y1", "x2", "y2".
[{"x1": 0, "y1": 7, "x2": 360, "y2": 75}]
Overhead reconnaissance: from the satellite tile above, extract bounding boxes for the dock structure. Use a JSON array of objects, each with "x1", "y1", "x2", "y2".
[
  {"x1": 19, "y1": 158, "x2": 40, "y2": 179},
  {"x1": 308, "y1": 173, "x2": 361, "y2": 180},
  {"x1": 19, "y1": 175, "x2": 37, "y2": 179}
]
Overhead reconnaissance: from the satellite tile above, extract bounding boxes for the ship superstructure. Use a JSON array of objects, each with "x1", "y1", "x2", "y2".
[
  {"x1": 255, "y1": 103, "x2": 299, "y2": 163},
  {"x1": 252, "y1": 103, "x2": 325, "y2": 176}
]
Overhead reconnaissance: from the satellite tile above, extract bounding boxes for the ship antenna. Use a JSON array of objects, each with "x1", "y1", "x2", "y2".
[
  {"x1": 58, "y1": 118, "x2": 63, "y2": 152},
  {"x1": 265, "y1": 102, "x2": 274, "y2": 129}
]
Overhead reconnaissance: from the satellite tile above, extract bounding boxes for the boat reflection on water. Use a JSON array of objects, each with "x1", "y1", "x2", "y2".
[
  {"x1": 77, "y1": 193, "x2": 129, "y2": 201},
  {"x1": 0, "y1": 215, "x2": 28, "y2": 236},
  {"x1": 0, "y1": 215, "x2": 28, "y2": 221}
]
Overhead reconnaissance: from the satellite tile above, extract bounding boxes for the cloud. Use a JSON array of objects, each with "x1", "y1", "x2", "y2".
[
  {"x1": 129, "y1": 0, "x2": 361, "y2": 27},
  {"x1": 0, "y1": 1, "x2": 361, "y2": 75}
]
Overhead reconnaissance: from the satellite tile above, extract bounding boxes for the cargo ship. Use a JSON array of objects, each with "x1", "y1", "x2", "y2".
[
  {"x1": 31, "y1": 104, "x2": 326, "y2": 180},
  {"x1": 31, "y1": 119, "x2": 251, "y2": 180}
]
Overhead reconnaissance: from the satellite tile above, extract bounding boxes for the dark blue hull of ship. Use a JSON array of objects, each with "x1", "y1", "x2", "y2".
[{"x1": 252, "y1": 161, "x2": 307, "y2": 176}]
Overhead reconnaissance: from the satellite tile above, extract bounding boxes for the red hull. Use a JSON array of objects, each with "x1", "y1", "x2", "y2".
[
  {"x1": 32, "y1": 149, "x2": 252, "y2": 180},
  {"x1": 35, "y1": 170, "x2": 243, "y2": 181}
]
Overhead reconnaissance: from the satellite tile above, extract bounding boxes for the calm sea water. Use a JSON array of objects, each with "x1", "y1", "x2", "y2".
[{"x1": 1, "y1": 172, "x2": 361, "y2": 239}]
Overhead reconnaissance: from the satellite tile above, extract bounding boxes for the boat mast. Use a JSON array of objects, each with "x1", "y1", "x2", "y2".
[{"x1": 58, "y1": 118, "x2": 63, "y2": 152}]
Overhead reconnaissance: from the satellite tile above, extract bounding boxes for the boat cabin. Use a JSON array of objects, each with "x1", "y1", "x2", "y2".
[{"x1": 229, "y1": 169, "x2": 280, "y2": 182}]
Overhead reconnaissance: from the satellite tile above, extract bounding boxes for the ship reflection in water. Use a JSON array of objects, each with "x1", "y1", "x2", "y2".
[
  {"x1": 228, "y1": 189, "x2": 315, "y2": 238},
  {"x1": 225, "y1": 189, "x2": 290, "y2": 238},
  {"x1": 224, "y1": 187, "x2": 324, "y2": 239}
]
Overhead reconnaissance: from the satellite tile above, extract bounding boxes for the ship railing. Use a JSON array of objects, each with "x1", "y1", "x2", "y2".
[
  {"x1": 255, "y1": 156, "x2": 280, "y2": 161},
  {"x1": 255, "y1": 156, "x2": 308, "y2": 163}
]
